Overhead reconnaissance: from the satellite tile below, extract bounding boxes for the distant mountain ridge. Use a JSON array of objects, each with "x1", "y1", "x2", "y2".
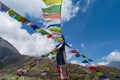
[
  {"x1": 107, "y1": 61, "x2": 120, "y2": 69},
  {"x1": 0, "y1": 37, "x2": 20, "y2": 54},
  {"x1": 0, "y1": 37, "x2": 31, "y2": 68}
]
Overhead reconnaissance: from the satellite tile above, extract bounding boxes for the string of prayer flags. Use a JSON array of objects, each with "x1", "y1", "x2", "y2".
[
  {"x1": 12, "y1": 58, "x2": 40, "y2": 80},
  {"x1": 41, "y1": 47, "x2": 59, "y2": 58},
  {"x1": 68, "y1": 48, "x2": 81, "y2": 57},
  {"x1": 42, "y1": 0, "x2": 63, "y2": 43},
  {"x1": 95, "y1": 70, "x2": 109, "y2": 79},
  {"x1": 40, "y1": 61, "x2": 55, "y2": 78},
  {"x1": 104, "y1": 69, "x2": 116, "y2": 75},
  {"x1": 0, "y1": 1, "x2": 51, "y2": 38},
  {"x1": 65, "y1": 43, "x2": 111, "y2": 80}
]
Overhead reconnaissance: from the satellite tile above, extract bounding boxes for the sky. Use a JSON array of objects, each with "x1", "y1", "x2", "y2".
[{"x1": 0, "y1": 0, "x2": 120, "y2": 65}]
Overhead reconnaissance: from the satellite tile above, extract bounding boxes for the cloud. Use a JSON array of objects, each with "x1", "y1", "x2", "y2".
[
  {"x1": 98, "y1": 62, "x2": 109, "y2": 65},
  {"x1": 0, "y1": 0, "x2": 45, "y2": 19},
  {"x1": 0, "y1": 12, "x2": 55, "y2": 56},
  {"x1": 81, "y1": 0, "x2": 94, "y2": 13},
  {"x1": 62, "y1": 0, "x2": 80, "y2": 22},
  {"x1": 0, "y1": 0, "x2": 80, "y2": 22},
  {"x1": 104, "y1": 51, "x2": 120, "y2": 62},
  {"x1": 98, "y1": 51, "x2": 120, "y2": 65}
]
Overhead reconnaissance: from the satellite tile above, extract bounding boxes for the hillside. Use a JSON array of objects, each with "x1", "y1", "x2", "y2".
[{"x1": 0, "y1": 37, "x2": 120, "y2": 80}]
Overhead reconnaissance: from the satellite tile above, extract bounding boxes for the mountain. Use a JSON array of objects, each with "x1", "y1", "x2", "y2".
[
  {"x1": 107, "y1": 61, "x2": 120, "y2": 69},
  {"x1": 0, "y1": 37, "x2": 31, "y2": 68}
]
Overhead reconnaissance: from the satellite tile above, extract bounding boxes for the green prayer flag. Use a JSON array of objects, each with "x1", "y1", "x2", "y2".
[
  {"x1": 75, "y1": 53, "x2": 81, "y2": 57},
  {"x1": 15, "y1": 14, "x2": 23, "y2": 21},
  {"x1": 9, "y1": 70, "x2": 14, "y2": 77},
  {"x1": 39, "y1": 78, "x2": 44, "y2": 80},
  {"x1": 42, "y1": 5, "x2": 61, "y2": 13},
  {"x1": 37, "y1": 28, "x2": 49, "y2": 35}
]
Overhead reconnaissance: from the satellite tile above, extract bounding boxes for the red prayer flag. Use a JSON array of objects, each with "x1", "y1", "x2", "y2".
[
  {"x1": 71, "y1": 50, "x2": 79, "y2": 54},
  {"x1": 47, "y1": 34, "x2": 52, "y2": 38},
  {"x1": 43, "y1": 13, "x2": 61, "y2": 19},
  {"x1": 97, "y1": 65, "x2": 105, "y2": 70},
  {"x1": 20, "y1": 70, "x2": 25, "y2": 75},
  {"x1": 89, "y1": 66, "x2": 96, "y2": 70}
]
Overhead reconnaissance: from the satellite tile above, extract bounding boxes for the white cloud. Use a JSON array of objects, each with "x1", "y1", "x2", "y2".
[
  {"x1": 62, "y1": 0, "x2": 80, "y2": 22},
  {"x1": 70, "y1": 60, "x2": 78, "y2": 64},
  {"x1": 82, "y1": 0, "x2": 94, "y2": 13},
  {"x1": 0, "y1": 0, "x2": 45, "y2": 19},
  {"x1": 0, "y1": 12, "x2": 55, "y2": 56},
  {"x1": 98, "y1": 62, "x2": 109, "y2": 65},
  {"x1": 0, "y1": 0, "x2": 80, "y2": 22},
  {"x1": 98, "y1": 51, "x2": 120, "y2": 65},
  {"x1": 104, "y1": 51, "x2": 120, "y2": 62}
]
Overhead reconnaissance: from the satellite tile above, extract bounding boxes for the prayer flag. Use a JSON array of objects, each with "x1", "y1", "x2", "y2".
[
  {"x1": 43, "y1": 13, "x2": 61, "y2": 19},
  {"x1": 42, "y1": 5, "x2": 61, "y2": 14},
  {"x1": 43, "y1": 0, "x2": 62, "y2": 6},
  {"x1": 81, "y1": 60, "x2": 89, "y2": 63}
]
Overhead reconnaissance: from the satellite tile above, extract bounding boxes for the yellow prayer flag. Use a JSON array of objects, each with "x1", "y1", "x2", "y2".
[
  {"x1": 43, "y1": 0, "x2": 62, "y2": 6},
  {"x1": 51, "y1": 49, "x2": 57, "y2": 55},
  {"x1": 97, "y1": 71, "x2": 103, "y2": 76},
  {"x1": 49, "y1": 27, "x2": 61, "y2": 32},
  {"x1": 44, "y1": 66, "x2": 50, "y2": 70}
]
